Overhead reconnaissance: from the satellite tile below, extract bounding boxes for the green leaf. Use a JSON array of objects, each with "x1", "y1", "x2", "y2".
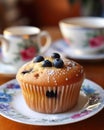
[
  {"x1": 82, "y1": 40, "x2": 89, "y2": 47},
  {"x1": 14, "y1": 56, "x2": 20, "y2": 62},
  {"x1": 86, "y1": 32, "x2": 96, "y2": 38},
  {"x1": 17, "y1": 43, "x2": 26, "y2": 48}
]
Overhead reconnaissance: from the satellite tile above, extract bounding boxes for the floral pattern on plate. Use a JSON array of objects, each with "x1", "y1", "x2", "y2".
[{"x1": 0, "y1": 79, "x2": 104, "y2": 126}]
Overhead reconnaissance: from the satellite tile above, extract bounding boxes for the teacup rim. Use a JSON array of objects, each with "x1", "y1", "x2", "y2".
[
  {"x1": 4, "y1": 26, "x2": 41, "y2": 36},
  {"x1": 59, "y1": 17, "x2": 104, "y2": 29}
]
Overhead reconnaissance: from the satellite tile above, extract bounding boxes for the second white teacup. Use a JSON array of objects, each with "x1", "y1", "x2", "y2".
[
  {"x1": 59, "y1": 17, "x2": 104, "y2": 55},
  {"x1": 0, "y1": 26, "x2": 51, "y2": 69}
]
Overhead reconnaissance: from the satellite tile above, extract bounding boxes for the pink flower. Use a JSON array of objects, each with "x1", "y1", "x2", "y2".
[
  {"x1": 20, "y1": 47, "x2": 36, "y2": 61},
  {"x1": 89, "y1": 36, "x2": 104, "y2": 47},
  {"x1": 71, "y1": 110, "x2": 90, "y2": 119}
]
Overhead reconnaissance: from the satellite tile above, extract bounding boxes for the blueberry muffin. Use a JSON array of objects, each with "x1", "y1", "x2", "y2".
[{"x1": 16, "y1": 53, "x2": 85, "y2": 114}]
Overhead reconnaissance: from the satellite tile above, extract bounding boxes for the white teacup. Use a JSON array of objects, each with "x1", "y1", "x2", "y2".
[
  {"x1": 59, "y1": 17, "x2": 104, "y2": 55},
  {"x1": 0, "y1": 26, "x2": 51, "y2": 69}
]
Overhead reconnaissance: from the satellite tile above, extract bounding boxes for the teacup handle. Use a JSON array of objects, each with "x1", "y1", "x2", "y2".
[
  {"x1": 37, "y1": 31, "x2": 51, "y2": 54},
  {"x1": 0, "y1": 35, "x2": 9, "y2": 52}
]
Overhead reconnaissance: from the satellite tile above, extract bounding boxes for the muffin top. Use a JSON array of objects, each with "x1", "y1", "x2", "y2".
[{"x1": 16, "y1": 53, "x2": 84, "y2": 86}]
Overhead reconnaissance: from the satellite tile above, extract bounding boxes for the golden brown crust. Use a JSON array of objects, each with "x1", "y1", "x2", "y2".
[{"x1": 16, "y1": 57, "x2": 84, "y2": 87}]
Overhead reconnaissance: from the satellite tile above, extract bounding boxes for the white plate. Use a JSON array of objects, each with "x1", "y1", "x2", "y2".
[
  {"x1": 45, "y1": 40, "x2": 104, "y2": 61},
  {"x1": 0, "y1": 79, "x2": 104, "y2": 126}
]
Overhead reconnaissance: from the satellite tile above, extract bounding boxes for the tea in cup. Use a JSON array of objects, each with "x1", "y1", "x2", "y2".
[
  {"x1": 59, "y1": 17, "x2": 104, "y2": 55},
  {"x1": 0, "y1": 26, "x2": 51, "y2": 69}
]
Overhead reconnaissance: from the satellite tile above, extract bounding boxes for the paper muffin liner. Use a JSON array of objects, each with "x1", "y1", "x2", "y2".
[{"x1": 19, "y1": 81, "x2": 82, "y2": 114}]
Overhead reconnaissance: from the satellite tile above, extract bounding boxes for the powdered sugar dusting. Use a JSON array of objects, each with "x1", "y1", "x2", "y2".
[
  {"x1": 52, "y1": 76, "x2": 57, "y2": 85},
  {"x1": 66, "y1": 78, "x2": 68, "y2": 81},
  {"x1": 67, "y1": 66, "x2": 72, "y2": 71},
  {"x1": 47, "y1": 70, "x2": 55, "y2": 75}
]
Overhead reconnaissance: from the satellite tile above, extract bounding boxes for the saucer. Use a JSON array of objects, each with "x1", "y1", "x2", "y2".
[
  {"x1": 45, "y1": 40, "x2": 104, "y2": 61},
  {"x1": 0, "y1": 79, "x2": 104, "y2": 126},
  {"x1": 0, "y1": 60, "x2": 17, "y2": 75}
]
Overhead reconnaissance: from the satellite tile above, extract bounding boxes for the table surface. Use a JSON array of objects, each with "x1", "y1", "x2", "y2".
[{"x1": 0, "y1": 26, "x2": 104, "y2": 130}]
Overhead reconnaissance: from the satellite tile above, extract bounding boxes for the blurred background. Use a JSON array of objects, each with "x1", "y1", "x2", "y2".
[{"x1": 0, "y1": 0, "x2": 104, "y2": 33}]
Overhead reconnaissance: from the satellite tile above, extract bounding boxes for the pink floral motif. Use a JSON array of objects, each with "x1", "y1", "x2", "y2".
[
  {"x1": 89, "y1": 36, "x2": 104, "y2": 47},
  {"x1": 20, "y1": 47, "x2": 36, "y2": 61},
  {"x1": 64, "y1": 38, "x2": 70, "y2": 44},
  {"x1": 71, "y1": 110, "x2": 90, "y2": 119}
]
